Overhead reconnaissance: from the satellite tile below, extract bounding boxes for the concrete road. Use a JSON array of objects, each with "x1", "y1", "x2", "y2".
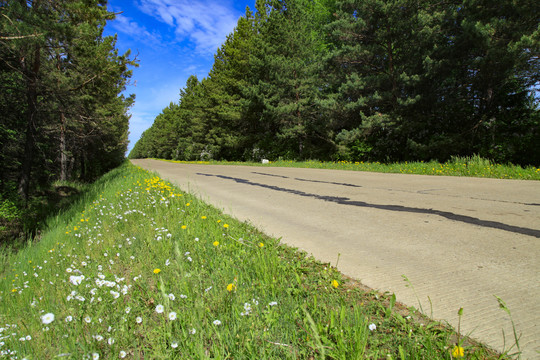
[{"x1": 132, "y1": 159, "x2": 540, "y2": 358}]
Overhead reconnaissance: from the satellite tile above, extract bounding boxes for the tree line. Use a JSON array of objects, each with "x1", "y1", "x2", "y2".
[
  {"x1": 130, "y1": 0, "x2": 539, "y2": 166},
  {"x1": 1, "y1": 0, "x2": 135, "y2": 239},
  {"x1": 1, "y1": 0, "x2": 135, "y2": 198}
]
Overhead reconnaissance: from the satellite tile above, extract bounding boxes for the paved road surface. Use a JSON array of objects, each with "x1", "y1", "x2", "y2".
[{"x1": 132, "y1": 159, "x2": 540, "y2": 358}]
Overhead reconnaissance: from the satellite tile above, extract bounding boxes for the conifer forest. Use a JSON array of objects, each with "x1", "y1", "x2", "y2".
[{"x1": 130, "y1": 0, "x2": 539, "y2": 166}]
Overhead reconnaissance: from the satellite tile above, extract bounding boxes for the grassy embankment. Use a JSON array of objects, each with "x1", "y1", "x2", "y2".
[
  {"x1": 162, "y1": 155, "x2": 540, "y2": 180},
  {"x1": 0, "y1": 162, "x2": 518, "y2": 359}
]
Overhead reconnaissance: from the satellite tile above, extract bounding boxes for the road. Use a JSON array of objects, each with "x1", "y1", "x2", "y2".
[{"x1": 132, "y1": 159, "x2": 540, "y2": 358}]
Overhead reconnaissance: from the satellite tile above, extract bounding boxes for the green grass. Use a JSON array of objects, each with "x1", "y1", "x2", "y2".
[
  {"x1": 160, "y1": 154, "x2": 540, "y2": 180},
  {"x1": 0, "y1": 163, "x2": 510, "y2": 359}
]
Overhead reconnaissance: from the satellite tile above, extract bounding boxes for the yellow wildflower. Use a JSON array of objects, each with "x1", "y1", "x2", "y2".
[
  {"x1": 223, "y1": 224, "x2": 229, "y2": 229},
  {"x1": 213, "y1": 241, "x2": 219, "y2": 247},
  {"x1": 331, "y1": 280, "x2": 339, "y2": 288},
  {"x1": 201, "y1": 216, "x2": 207, "y2": 219},
  {"x1": 153, "y1": 268, "x2": 161, "y2": 274},
  {"x1": 181, "y1": 225, "x2": 187, "y2": 230},
  {"x1": 452, "y1": 346, "x2": 464, "y2": 358},
  {"x1": 258, "y1": 243, "x2": 264, "y2": 248},
  {"x1": 227, "y1": 283, "x2": 236, "y2": 292}
]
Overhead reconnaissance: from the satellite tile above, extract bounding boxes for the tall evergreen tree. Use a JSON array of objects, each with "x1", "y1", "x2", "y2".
[
  {"x1": 0, "y1": 0, "x2": 136, "y2": 200},
  {"x1": 244, "y1": 0, "x2": 333, "y2": 160}
]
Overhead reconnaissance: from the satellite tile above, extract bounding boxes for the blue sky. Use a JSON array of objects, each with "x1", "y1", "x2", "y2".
[{"x1": 104, "y1": 0, "x2": 256, "y2": 152}]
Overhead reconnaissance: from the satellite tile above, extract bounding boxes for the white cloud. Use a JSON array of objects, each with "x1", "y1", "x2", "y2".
[
  {"x1": 110, "y1": 14, "x2": 163, "y2": 46},
  {"x1": 137, "y1": 0, "x2": 241, "y2": 54}
]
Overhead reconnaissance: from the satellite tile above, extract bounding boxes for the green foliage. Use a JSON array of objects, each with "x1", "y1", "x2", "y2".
[
  {"x1": 0, "y1": 0, "x2": 136, "y2": 199},
  {"x1": 130, "y1": 0, "x2": 539, "y2": 166}
]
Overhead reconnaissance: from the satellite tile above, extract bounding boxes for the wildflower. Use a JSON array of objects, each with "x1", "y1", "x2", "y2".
[
  {"x1": 92, "y1": 353, "x2": 99, "y2": 360},
  {"x1": 125, "y1": 307, "x2": 131, "y2": 314},
  {"x1": 153, "y1": 268, "x2": 161, "y2": 274},
  {"x1": 189, "y1": 328, "x2": 196, "y2": 334},
  {"x1": 168, "y1": 312, "x2": 177, "y2": 321},
  {"x1": 213, "y1": 320, "x2": 221, "y2": 326},
  {"x1": 65, "y1": 315, "x2": 73, "y2": 322},
  {"x1": 168, "y1": 293, "x2": 175, "y2": 301},
  {"x1": 155, "y1": 304, "x2": 164, "y2": 314},
  {"x1": 259, "y1": 242, "x2": 264, "y2": 247},
  {"x1": 181, "y1": 225, "x2": 187, "y2": 230},
  {"x1": 268, "y1": 301, "x2": 278, "y2": 307},
  {"x1": 165, "y1": 259, "x2": 170, "y2": 266},
  {"x1": 331, "y1": 280, "x2": 339, "y2": 288},
  {"x1": 201, "y1": 216, "x2": 206, "y2": 219},
  {"x1": 108, "y1": 338, "x2": 115, "y2": 345},
  {"x1": 136, "y1": 316, "x2": 142, "y2": 324},
  {"x1": 41, "y1": 313, "x2": 55, "y2": 325},
  {"x1": 227, "y1": 283, "x2": 236, "y2": 292},
  {"x1": 223, "y1": 224, "x2": 229, "y2": 229},
  {"x1": 119, "y1": 351, "x2": 127, "y2": 358},
  {"x1": 171, "y1": 341, "x2": 178, "y2": 348},
  {"x1": 110, "y1": 290, "x2": 120, "y2": 299},
  {"x1": 452, "y1": 346, "x2": 464, "y2": 358},
  {"x1": 213, "y1": 241, "x2": 219, "y2": 247},
  {"x1": 84, "y1": 315, "x2": 92, "y2": 323},
  {"x1": 368, "y1": 323, "x2": 376, "y2": 331}
]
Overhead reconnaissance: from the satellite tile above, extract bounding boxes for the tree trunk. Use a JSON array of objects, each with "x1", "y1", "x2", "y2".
[
  {"x1": 17, "y1": 44, "x2": 40, "y2": 202},
  {"x1": 59, "y1": 111, "x2": 67, "y2": 181}
]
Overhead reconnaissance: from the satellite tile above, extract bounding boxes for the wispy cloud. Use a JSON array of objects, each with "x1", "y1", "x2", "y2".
[
  {"x1": 136, "y1": 0, "x2": 241, "y2": 54},
  {"x1": 109, "y1": 14, "x2": 163, "y2": 46}
]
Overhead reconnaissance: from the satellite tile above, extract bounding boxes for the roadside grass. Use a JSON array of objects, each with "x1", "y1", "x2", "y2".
[
  {"x1": 0, "y1": 163, "x2": 508, "y2": 359},
  {"x1": 160, "y1": 155, "x2": 540, "y2": 180}
]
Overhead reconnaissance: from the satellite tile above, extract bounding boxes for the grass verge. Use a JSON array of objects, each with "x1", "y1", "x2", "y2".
[
  {"x1": 0, "y1": 162, "x2": 508, "y2": 359},
  {"x1": 159, "y1": 155, "x2": 540, "y2": 180}
]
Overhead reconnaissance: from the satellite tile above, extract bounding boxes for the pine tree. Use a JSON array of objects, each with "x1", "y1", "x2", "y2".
[{"x1": 244, "y1": 0, "x2": 332, "y2": 160}]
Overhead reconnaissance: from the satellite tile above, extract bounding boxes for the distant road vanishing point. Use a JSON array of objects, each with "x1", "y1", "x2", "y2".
[{"x1": 132, "y1": 159, "x2": 540, "y2": 358}]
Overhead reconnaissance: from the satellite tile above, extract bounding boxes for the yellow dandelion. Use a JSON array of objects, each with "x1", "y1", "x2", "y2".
[
  {"x1": 223, "y1": 224, "x2": 229, "y2": 229},
  {"x1": 186, "y1": 203, "x2": 190, "y2": 206},
  {"x1": 181, "y1": 225, "x2": 187, "y2": 230},
  {"x1": 153, "y1": 268, "x2": 161, "y2": 274},
  {"x1": 213, "y1": 241, "x2": 219, "y2": 247},
  {"x1": 11, "y1": 289, "x2": 17, "y2": 293},
  {"x1": 258, "y1": 243, "x2": 264, "y2": 248},
  {"x1": 227, "y1": 283, "x2": 236, "y2": 292},
  {"x1": 201, "y1": 216, "x2": 207, "y2": 220},
  {"x1": 331, "y1": 280, "x2": 339, "y2": 288},
  {"x1": 452, "y1": 346, "x2": 464, "y2": 358}
]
